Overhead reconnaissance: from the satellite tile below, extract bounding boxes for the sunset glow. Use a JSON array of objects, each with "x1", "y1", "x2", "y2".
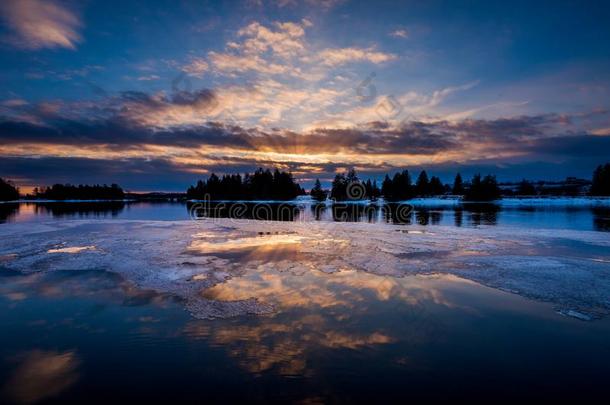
[{"x1": 1, "y1": 0, "x2": 610, "y2": 190}]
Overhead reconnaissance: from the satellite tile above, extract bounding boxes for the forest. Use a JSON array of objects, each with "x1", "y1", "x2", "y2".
[
  {"x1": 311, "y1": 162, "x2": 610, "y2": 202},
  {"x1": 323, "y1": 169, "x2": 499, "y2": 202},
  {"x1": 32, "y1": 184, "x2": 125, "y2": 200},
  {"x1": 2, "y1": 162, "x2": 609, "y2": 203},
  {"x1": 187, "y1": 168, "x2": 304, "y2": 200}
]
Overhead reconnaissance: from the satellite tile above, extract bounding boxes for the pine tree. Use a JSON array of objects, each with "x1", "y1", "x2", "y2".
[
  {"x1": 452, "y1": 173, "x2": 464, "y2": 195},
  {"x1": 372, "y1": 179, "x2": 380, "y2": 198},
  {"x1": 330, "y1": 169, "x2": 367, "y2": 201},
  {"x1": 310, "y1": 179, "x2": 327, "y2": 201},
  {"x1": 463, "y1": 174, "x2": 501, "y2": 201},
  {"x1": 416, "y1": 171, "x2": 429, "y2": 196},
  {"x1": 330, "y1": 172, "x2": 347, "y2": 201},
  {"x1": 364, "y1": 179, "x2": 372, "y2": 199},
  {"x1": 591, "y1": 163, "x2": 610, "y2": 196},
  {"x1": 429, "y1": 176, "x2": 444, "y2": 195},
  {"x1": 381, "y1": 175, "x2": 393, "y2": 199}
]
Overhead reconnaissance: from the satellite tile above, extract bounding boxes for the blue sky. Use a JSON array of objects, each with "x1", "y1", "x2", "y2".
[{"x1": 1, "y1": 0, "x2": 610, "y2": 191}]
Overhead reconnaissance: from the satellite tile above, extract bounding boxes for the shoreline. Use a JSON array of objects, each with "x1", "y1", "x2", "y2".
[{"x1": 3, "y1": 196, "x2": 610, "y2": 206}]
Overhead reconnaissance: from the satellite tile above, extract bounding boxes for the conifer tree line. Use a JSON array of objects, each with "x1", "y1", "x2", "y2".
[
  {"x1": 379, "y1": 170, "x2": 447, "y2": 201},
  {"x1": 312, "y1": 162, "x2": 610, "y2": 201},
  {"x1": 187, "y1": 168, "x2": 304, "y2": 200},
  {"x1": 0, "y1": 180, "x2": 126, "y2": 201},
  {"x1": 33, "y1": 184, "x2": 125, "y2": 200},
  {"x1": 1, "y1": 161, "x2": 609, "y2": 202},
  {"x1": 319, "y1": 169, "x2": 498, "y2": 201}
]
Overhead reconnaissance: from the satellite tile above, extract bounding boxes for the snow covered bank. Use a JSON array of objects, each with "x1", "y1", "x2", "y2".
[
  {"x1": 404, "y1": 197, "x2": 610, "y2": 207},
  {"x1": 0, "y1": 219, "x2": 609, "y2": 320}
]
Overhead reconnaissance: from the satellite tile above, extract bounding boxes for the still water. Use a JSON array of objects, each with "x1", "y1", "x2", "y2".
[
  {"x1": 1, "y1": 199, "x2": 609, "y2": 231},
  {"x1": 1, "y1": 200, "x2": 610, "y2": 402}
]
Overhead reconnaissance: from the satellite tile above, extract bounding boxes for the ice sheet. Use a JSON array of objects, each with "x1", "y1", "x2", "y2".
[{"x1": 1, "y1": 219, "x2": 609, "y2": 320}]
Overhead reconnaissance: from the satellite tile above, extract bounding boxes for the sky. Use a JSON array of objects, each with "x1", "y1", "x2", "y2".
[{"x1": 1, "y1": 0, "x2": 610, "y2": 192}]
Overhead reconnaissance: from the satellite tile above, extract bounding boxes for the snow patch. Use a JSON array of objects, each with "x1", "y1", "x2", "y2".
[{"x1": 47, "y1": 246, "x2": 96, "y2": 254}]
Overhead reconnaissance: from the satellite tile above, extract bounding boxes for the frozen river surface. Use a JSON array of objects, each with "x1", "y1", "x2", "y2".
[{"x1": 1, "y1": 203, "x2": 610, "y2": 402}]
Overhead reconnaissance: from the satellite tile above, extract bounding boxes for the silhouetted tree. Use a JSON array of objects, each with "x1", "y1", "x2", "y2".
[
  {"x1": 516, "y1": 179, "x2": 537, "y2": 196},
  {"x1": 415, "y1": 171, "x2": 429, "y2": 196},
  {"x1": 381, "y1": 175, "x2": 392, "y2": 198},
  {"x1": 346, "y1": 168, "x2": 358, "y2": 184},
  {"x1": 381, "y1": 170, "x2": 414, "y2": 201},
  {"x1": 591, "y1": 163, "x2": 610, "y2": 196},
  {"x1": 35, "y1": 184, "x2": 124, "y2": 200},
  {"x1": 362, "y1": 179, "x2": 378, "y2": 199},
  {"x1": 463, "y1": 174, "x2": 501, "y2": 201},
  {"x1": 330, "y1": 168, "x2": 365, "y2": 201},
  {"x1": 330, "y1": 172, "x2": 347, "y2": 201},
  {"x1": 365, "y1": 179, "x2": 373, "y2": 199},
  {"x1": 310, "y1": 179, "x2": 328, "y2": 201},
  {"x1": 187, "y1": 168, "x2": 303, "y2": 200},
  {"x1": 428, "y1": 176, "x2": 445, "y2": 196},
  {"x1": 372, "y1": 180, "x2": 380, "y2": 198},
  {"x1": 452, "y1": 173, "x2": 464, "y2": 195},
  {"x1": 364, "y1": 179, "x2": 380, "y2": 199},
  {"x1": 0, "y1": 178, "x2": 19, "y2": 201}
]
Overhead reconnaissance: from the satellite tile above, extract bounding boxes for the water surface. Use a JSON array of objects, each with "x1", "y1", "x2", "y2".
[
  {"x1": 1, "y1": 199, "x2": 609, "y2": 231},
  {"x1": 1, "y1": 199, "x2": 610, "y2": 402},
  {"x1": 1, "y1": 264, "x2": 610, "y2": 402}
]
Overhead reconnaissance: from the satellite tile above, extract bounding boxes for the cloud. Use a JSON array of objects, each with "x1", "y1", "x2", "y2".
[
  {"x1": 200, "y1": 19, "x2": 397, "y2": 81},
  {"x1": 306, "y1": 0, "x2": 347, "y2": 9},
  {"x1": 181, "y1": 57, "x2": 209, "y2": 78},
  {"x1": 137, "y1": 75, "x2": 160, "y2": 81},
  {"x1": 117, "y1": 89, "x2": 219, "y2": 127},
  {"x1": 591, "y1": 127, "x2": 610, "y2": 136},
  {"x1": 427, "y1": 80, "x2": 480, "y2": 108},
  {"x1": 389, "y1": 29, "x2": 409, "y2": 39},
  {"x1": 265, "y1": 0, "x2": 346, "y2": 10},
  {"x1": 1, "y1": 98, "x2": 28, "y2": 107},
  {"x1": 442, "y1": 101, "x2": 530, "y2": 121},
  {"x1": 208, "y1": 51, "x2": 291, "y2": 75},
  {"x1": 320, "y1": 81, "x2": 481, "y2": 127},
  {"x1": 236, "y1": 21, "x2": 308, "y2": 58},
  {"x1": 1, "y1": 79, "x2": 607, "y2": 189},
  {"x1": 0, "y1": 0, "x2": 82, "y2": 50},
  {"x1": 527, "y1": 133, "x2": 610, "y2": 158},
  {"x1": 317, "y1": 47, "x2": 397, "y2": 67},
  {"x1": 205, "y1": 19, "x2": 312, "y2": 78},
  {"x1": 121, "y1": 79, "x2": 345, "y2": 128},
  {"x1": 0, "y1": 97, "x2": 601, "y2": 169}
]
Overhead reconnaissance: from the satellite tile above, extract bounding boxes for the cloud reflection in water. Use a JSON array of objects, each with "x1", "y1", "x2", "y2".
[{"x1": 2, "y1": 350, "x2": 80, "y2": 404}]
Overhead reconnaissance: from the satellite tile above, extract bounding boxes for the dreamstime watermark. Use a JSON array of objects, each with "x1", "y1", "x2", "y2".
[
  {"x1": 171, "y1": 72, "x2": 193, "y2": 94},
  {"x1": 354, "y1": 71, "x2": 418, "y2": 125},
  {"x1": 187, "y1": 190, "x2": 414, "y2": 226},
  {"x1": 355, "y1": 72, "x2": 377, "y2": 103},
  {"x1": 186, "y1": 190, "x2": 417, "y2": 305}
]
